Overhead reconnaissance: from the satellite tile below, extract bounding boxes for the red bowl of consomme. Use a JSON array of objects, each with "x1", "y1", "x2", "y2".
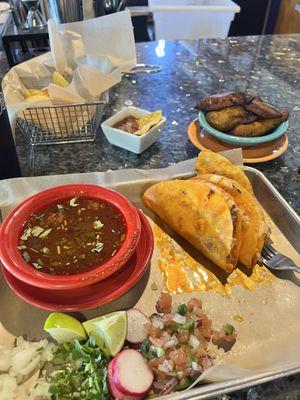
[{"x1": 0, "y1": 184, "x2": 141, "y2": 290}]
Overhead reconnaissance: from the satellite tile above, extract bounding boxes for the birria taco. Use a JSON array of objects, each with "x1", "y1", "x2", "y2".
[
  {"x1": 143, "y1": 179, "x2": 242, "y2": 273},
  {"x1": 195, "y1": 149, "x2": 253, "y2": 194},
  {"x1": 192, "y1": 174, "x2": 269, "y2": 267}
]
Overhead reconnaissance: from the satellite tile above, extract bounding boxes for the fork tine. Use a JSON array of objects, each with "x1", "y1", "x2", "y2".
[
  {"x1": 261, "y1": 247, "x2": 272, "y2": 260},
  {"x1": 262, "y1": 246, "x2": 273, "y2": 259},
  {"x1": 263, "y1": 243, "x2": 274, "y2": 257},
  {"x1": 264, "y1": 242, "x2": 278, "y2": 256}
]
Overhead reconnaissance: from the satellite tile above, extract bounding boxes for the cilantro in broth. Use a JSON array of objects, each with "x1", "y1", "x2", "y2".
[{"x1": 18, "y1": 198, "x2": 126, "y2": 276}]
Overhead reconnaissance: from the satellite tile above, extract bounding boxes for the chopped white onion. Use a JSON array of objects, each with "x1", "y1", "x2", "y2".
[
  {"x1": 191, "y1": 362, "x2": 198, "y2": 371},
  {"x1": 162, "y1": 331, "x2": 171, "y2": 341},
  {"x1": 0, "y1": 350, "x2": 11, "y2": 372},
  {"x1": 158, "y1": 364, "x2": 170, "y2": 373},
  {"x1": 164, "y1": 359, "x2": 174, "y2": 372},
  {"x1": 164, "y1": 340, "x2": 176, "y2": 349},
  {"x1": 189, "y1": 334, "x2": 200, "y2": 349},
  {"x1": 152, "y1": 317, "x2": 164, "y2": 330},
  {"x1": 0, "y1": 375, "x2": 18, "y2": 400},
  {"x1": 171, "y1": 313, "x2": 187, "y2": 324},
  {"x1": 0, "y1": 334, "x2": 56, "y2": 399},
  {"x1": 171, "y1": 335, "x2": 179, "y2": 346}
]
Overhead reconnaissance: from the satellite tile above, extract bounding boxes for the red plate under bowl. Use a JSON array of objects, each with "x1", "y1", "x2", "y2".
[
  {"x1": 1, "y1": 211, "x2": 153, "y2": 311},
  {"x1": 0, "y1": 184, "x2": 141, "y2": 290}
]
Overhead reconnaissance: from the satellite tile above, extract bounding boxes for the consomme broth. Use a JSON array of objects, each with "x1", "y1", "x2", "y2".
[{"x1": 18, "y1": 197, "x2": 126, "y2": 275}]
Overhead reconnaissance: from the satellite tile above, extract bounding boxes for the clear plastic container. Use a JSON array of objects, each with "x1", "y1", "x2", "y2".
[{"x1": 148, "y1": 0, "x2": 240, "y2": 40}]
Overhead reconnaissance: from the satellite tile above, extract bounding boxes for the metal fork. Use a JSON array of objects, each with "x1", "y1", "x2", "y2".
[{"x1": 261, "y1": 242, "x2": 300, "y2": 274}]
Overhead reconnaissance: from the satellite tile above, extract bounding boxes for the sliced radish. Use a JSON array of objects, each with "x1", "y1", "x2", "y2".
[
  {"x1": 113, "y1": 349, "x2": 154, "y2": 396},
  {"x1": 108, "y1": 360, "x2": 142, "y2": 400},
  {"x1": 126, "y1": 309, "x2": 150, "y2": 344}
]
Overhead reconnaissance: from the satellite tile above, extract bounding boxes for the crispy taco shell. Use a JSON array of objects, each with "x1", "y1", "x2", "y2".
[
  {"x1": 195, "y1": 150, "x2": 253, "y2": 194},
  {"x1": 193, "y1": 174, "x2": 269, "y2": 267},
  {"x1": 143, "y1": 179, "x2": 242, "y2": 273}
]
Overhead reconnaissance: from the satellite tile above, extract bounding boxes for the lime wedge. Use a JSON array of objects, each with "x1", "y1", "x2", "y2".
[
  {"x1": 44, "y1": 313, "x2": 87, "y2": 344},
  {"x1": 83, "y1": 311, "x2": 127, "y2": 356}
]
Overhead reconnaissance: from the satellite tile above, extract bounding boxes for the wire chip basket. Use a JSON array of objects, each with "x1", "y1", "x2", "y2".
[{"x1": 16, "y1": 94, "x2": 108, "y2": 146}]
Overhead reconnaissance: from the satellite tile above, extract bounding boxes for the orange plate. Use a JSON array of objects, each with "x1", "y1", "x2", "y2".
[{"x1": 187, "y1": 120, "x2": 288, "y2": 164}]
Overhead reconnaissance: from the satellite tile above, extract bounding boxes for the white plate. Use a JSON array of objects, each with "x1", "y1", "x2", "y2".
[{"x1": 101, "y1": 106, "x2": 166, "y2": 154}]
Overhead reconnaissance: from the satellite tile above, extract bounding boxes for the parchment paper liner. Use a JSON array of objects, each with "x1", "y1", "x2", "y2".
[{"x1": 0, "y1": 154, "x2": 300, "y2": 393}]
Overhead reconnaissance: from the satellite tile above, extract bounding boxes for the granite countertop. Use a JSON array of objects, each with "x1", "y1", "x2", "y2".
[
  {"x1": 1, "y1": 34, "x2": 300, "y2": 399},
  {"x1": 12, "y1": 34, "x2": 300, "y2": 214}
]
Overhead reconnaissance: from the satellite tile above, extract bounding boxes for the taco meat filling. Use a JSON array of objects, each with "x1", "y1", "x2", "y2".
[{"x1": 226, "y1": 204, "x2": 239, "y2": 264}]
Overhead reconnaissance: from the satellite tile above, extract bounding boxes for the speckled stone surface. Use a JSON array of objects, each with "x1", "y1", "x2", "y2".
[
  {"x1": 1, "y1": 35, "x2": 300, "y2": 399},
  {"x1": 11, "y1": 34, "x2": 300, "y2": 214}
]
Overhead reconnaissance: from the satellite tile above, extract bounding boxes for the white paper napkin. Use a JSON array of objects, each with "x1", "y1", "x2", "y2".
[
  {"x1": 49, "y1": 10, "x2": 137, "y2": 74},
  {"x1": 2, "y1": 11, "x2": 137, "y2": 136}
]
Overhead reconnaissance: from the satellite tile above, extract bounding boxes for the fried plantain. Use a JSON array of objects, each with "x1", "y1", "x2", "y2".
[
  {"x1": 229, "y1": 109, "x2": 289, "y2": 137},
  {"x1": 194, "y1": 92, "x2": 251, "y2": 111},
  {"x1": 206, "y1": 106, "x2": 251, "y2": 132},
  {"x1": 244, "y1": 97, "x2": 282, "y2": 119},
  {"x1": 238, "y1": 112, "x2": 258, "y2": 125}
]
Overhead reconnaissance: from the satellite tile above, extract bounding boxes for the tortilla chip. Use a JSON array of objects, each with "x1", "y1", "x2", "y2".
[
  {"x1": 24, "y1": 88, "x2": 47, "y2": 99},
  {"x1": 25, "y1": 94, "x2": 50, "y2": 102},
  {"x1": 136, "y1": 110, "x2": 163, "y2": 135},
  {"x1": 41, "y1": 87, "x2": 49, "y2": 95},
  {"x1": 143, "y1": 179, "x2": 242, "y2": 273},
  {"x1": 53, "y1": 71, "x2": 69, "y2": 88},
  {"x1": 195, "y1": 150, "x2": 253, "y2": 194},
  {"x1": 193, "y1": 174, "x2": 268, "y2": 268}
]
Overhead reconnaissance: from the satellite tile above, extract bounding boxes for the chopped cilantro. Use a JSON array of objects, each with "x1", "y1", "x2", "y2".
[
  {"x1": 20, "y1": 228, "x2": 32, "y2": 241},
  {"x1": 70, "y1": 197, "x2": 79, "y2": 207},
  {"x1": 139, "y1": 339, "x2": 154, "y2": 361},
  {"x1": 39, "y1": 228, "x2": 52, "y2": 239},
  {"x1": 42, "y1": 247, "x2": 51, "y2": 255},
  {"x1": 33, "y1": 259, "x2": 44, "y2": 270},
  {"x1": 22, "y1": 251, "x2": 31, "y2": 262},
  {"x1": 172, "y1": 320, "x2": 195, "y2": 333},
  {"x1": 140, "y1": 339, "x2": 150, "y2": 355},
  {"x1": 93, "y1": 220, "x2": 104, "y2": 230},
  {"x1": 91, "y1": 242, "x2": 104, "y2": 253},
  {"x1": 188, "y1": 355, "x2": 196, "y2": 363},
  {"x1": 155, "y1": 347, "x2": 165, "y2": 357},
  {"x1": 178, "y1": 304, "x2": 188, "y2": 316},
  {"x1": 185, "y1": 320, "x2": 195, "y2": 333},
  {"x1": 223, "y1": 324, "x2": 235, "y2": 335},
  {"x1": 18, "y1": 245, "x2": 27, "y2": 250},
  {"x1": 49, "y1": 338, "x2": 109, "y2": 400},
  {"x1": 31, "y1": 226, "x2": 45, "y2": 237}
]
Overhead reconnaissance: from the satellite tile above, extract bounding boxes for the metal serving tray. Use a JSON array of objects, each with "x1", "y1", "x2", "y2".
[{"x1": 0, "y1": 164, "x2": 299, "y2": 399}]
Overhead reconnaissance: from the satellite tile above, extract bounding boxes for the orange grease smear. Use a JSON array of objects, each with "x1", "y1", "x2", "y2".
[{"x1": 153, "y1": 225, "x2": 275, "y2": 297}]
